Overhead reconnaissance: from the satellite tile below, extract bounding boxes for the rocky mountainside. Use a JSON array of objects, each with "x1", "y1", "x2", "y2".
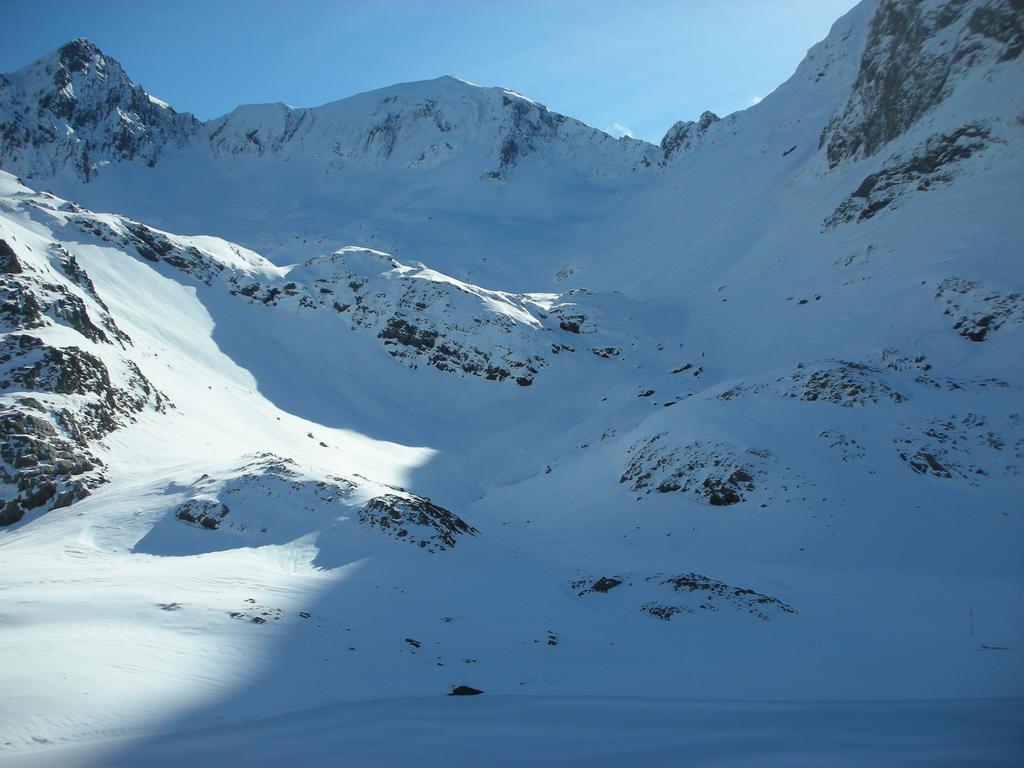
[
  {"x1": 0, "y1": 39, "x2": 198, "y2": 183},
  {"x1": 0, "y1": 1, "x2": 1022, "y2": 765},
  {"x1": 821, "y1": 0, "x2": 1023, "y2": 167},
  {"x1": 0, "y1": 41, "x2": 654, "y2": 187}
]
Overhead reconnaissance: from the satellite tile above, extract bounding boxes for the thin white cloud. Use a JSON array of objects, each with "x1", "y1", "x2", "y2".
[
  {"x1": 610, "y1": 122, "x2": 634, "y2": 138},
  {"x1": 750, "y1": 96, "x2": 763, "y2": 105}
]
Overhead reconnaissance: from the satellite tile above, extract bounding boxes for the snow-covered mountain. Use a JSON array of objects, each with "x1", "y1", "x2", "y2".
[
  {"x1": 0, "y1": 39, "x2": 199, "y2": 182},
  {"x1": 1, "y1": 40, "x2": 653, "y2": 184},
  {"x1": 1, "y1": 0, "x2": 1022, "y2": 765}
]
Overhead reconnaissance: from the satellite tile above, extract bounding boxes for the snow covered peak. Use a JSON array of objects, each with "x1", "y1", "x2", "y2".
[
  {"x1": 0, "y1": 38, "x2": 657, "y2": 187},
  {"x1": 204, "y1": 75, "x2": 657, "y2": 178},
  {"x1": 0, "y1": 37, "x2": 199, "y2": 182}
]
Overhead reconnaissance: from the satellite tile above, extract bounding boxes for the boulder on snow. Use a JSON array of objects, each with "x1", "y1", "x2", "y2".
[{"x1": 449, "y1": 685, "x2": 483, "y2": 696}]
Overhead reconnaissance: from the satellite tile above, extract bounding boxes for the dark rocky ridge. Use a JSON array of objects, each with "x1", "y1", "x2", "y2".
[
  {"x1": 825, "y1": 123, "x2": 994, "y2": 227},
  {"x1": 0, "y1": 233, "x2": 167, "y2": 525}
]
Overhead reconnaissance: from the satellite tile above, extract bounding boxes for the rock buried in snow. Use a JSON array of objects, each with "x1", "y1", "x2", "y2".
[
  {"x1": 591, "y1": 576, "x2": 623, "y2": 593},
  {"x1": 175, "y1": 499, "x2": 230, "y2": 530},
  {"x1": 573, "y1": 576, "x2": 624, "y2": 596},
  {"x1": 894, "y1": 412, "x2": 1023, "y2": 485},
  {"x1": 935, "y1": 277, "x2": 1024, "y2": 343},
  {"x1": 360, "y1": 494, "x2": 477, "y2": 552},
  {"x1": 718, "y1": 360, "x2": 907, "y2": 408},
  {"x1": 574, "y1": 571, "x2": 795, "y2": 621},
  {"x1": 135, "y1": 454, "x2": 480, "y2": 561},
  {"x1": 449, "y1": 685, "x2": 483, "y2": 696},
  {"x1": 620, "y1": 436, "x2": 767, "y2": 505}
]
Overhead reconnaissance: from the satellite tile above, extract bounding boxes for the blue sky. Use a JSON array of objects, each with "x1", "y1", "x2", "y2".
[{"x1": 4, "y1": 0, "x2": 860, "y2": 143}]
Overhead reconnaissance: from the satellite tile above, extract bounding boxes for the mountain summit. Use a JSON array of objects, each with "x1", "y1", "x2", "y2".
[
  {"x1": 0, "y1": 38, "x2": 199, "y2": 181},
  {"x1": 1, "y1": 42, "x2": 653, "y2": 185},
  {"x1": 202, "y1": 73, "x2": 657, "y2": 177}
]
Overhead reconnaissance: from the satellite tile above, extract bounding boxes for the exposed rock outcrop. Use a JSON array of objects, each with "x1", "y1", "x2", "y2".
[
  {"x1": 821, "y1": 0, "x2": 1022, "y2": 168},
  {"x1": 660, "y1": 111, "x2": 720, "y2": 163}
]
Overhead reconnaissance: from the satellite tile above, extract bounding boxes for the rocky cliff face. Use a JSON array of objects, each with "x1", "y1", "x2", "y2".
[
  {"x1": 0, "y1": 188, "x2": 169, "y2": 524},
  {"x1": 821, "y1": 0, "x2": 1023, "y2": 167}
]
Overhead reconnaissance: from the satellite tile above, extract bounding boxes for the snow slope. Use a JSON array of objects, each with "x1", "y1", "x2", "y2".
[{"x1": 1, "y1": 0, "x2": 1023, "y2": 764}]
